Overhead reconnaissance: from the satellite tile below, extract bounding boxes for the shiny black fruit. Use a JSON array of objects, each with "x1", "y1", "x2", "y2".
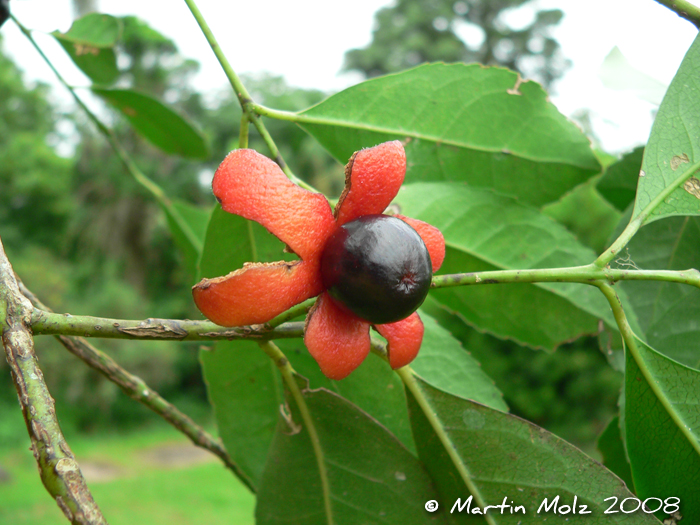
[{"x1": 320, "y1": 214, "x2": 432, "y2": 324}]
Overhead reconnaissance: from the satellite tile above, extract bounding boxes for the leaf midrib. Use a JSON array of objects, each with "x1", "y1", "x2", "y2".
[
  {"x1": 631, "y1": 338, "x2": 700, "y2": 459},
  {"x1": 298, "y1": 113, "x2": 595, "y2": 169}
]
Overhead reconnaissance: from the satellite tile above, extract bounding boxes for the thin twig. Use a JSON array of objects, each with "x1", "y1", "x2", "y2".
[
  {"x1": 27, "y1": 258, "x2": 700, "y2": 346},
  {"x1": 239, "y1": 114, "x2": 250, "y2": 149},
  {"x1": 0, "y1": 239, "x2": 106, "y2": 525},
  {"x1": 655, "y1": 0, "x2": 700, "y2": 27},
  {"x1": 30, "y1": 309, "x2": 304, "y2": 341},
  {"x1": 431, "y1": 265, "x2": 700, "y2": 289},
  {"x1": 264, "y1": 298, "x2": 315, "y2": 329},
  {"x1": 182, "y1": 0, "x2": 315, "y2": 191},
  {"x1": 19, "y1": 281, "x2": 255, "y2": 493},
  {"x1": 29, "y1": 261, "x2": 700, "y2": 344}
]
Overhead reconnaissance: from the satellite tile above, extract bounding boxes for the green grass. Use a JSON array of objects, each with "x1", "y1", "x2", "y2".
[{"x1": 0, "y1": 425, "x2": 256, "y2": 525}]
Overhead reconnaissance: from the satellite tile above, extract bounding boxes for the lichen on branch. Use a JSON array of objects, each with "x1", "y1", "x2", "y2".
[{"x1": 0, "y1": 237, "x2": 106, "y2": 525}]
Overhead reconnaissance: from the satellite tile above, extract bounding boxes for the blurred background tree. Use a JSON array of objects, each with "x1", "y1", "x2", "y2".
[{"x1": 344, "y1": 0, "x2": 569, "y2": 90}]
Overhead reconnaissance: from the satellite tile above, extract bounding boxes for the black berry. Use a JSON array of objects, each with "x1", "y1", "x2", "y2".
[{"x1": 320, "y1": 215, "x2": 432, "y2": 324}]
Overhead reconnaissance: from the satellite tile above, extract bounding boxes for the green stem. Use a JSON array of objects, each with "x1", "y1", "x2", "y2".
[
  {"x1": 595, "y1": 215, "x2": 645, "y2": 269},
  {"x1": 29, "y1": 260, "x2": 700, "y2": 341},
  {"x1": 19, "y1": 281, "x2": 255, "y2": 492},
  {"x1": 12, "y1": 14, "x2": 202, "y2": 255},
  {"x1": 30, "y1": 309, "x2": 304, "y2": 341},
  {"x1": 431, "y1": 265, "x2": 700, "y2": 289},
  {"x1": 596, "y1": 283, "x2": 700, "y2": 457},
  {"x1": 265, "y1": 298, "x2": 315, "y2": 328},
  {"x1": 369, "y1": 337, "x2": 388, "y2": 361},
  {"x1": 254, "y1": 103, "x2": 515, "y2": 158},
  {"x1": 245, "y1": 220, "x2": 258, "y2": 263},
  {"x1": 182, "y1": 0, "x2": 315, "y2": 192},
  {"x1": 1, "y1": 238, "x2": 106, "y2": 524},
  {"x1": 239, "y1": 114, "x2": 250, "y2": 149},
  {"x1": 253, "y1": 104, "x2": 300, "y2": 123},
  {"x1": 396, "y1": 366, "x2": 497, "y2": 525},
  {"x1": 595, "y1": 158, "x2": 700, "y2": 268},
  {"x1": 655, "y1": 0, "x2": 700, "y2": 27},
  {"x1": 258, "y1": 341, "x2": 333, "y2": 524}
]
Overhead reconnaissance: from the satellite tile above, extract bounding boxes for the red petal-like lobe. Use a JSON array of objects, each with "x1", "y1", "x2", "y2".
[
  {"x1": 375, "y1": 312, "x2": 424, "y2": 370},
  {"x1": 304, "y1": 293, "x2": 371, "y2": 380},
  {"x1": 193, "y1": 260, "x2": 322, "y2": 327},
  {"x1": 335, "y1": 141, "x2": 406, "y2": 226},
  {"x1": 396, "y1": 215, "x2": 446, "y2": 272},
  {"x1": 213, "y1": 149, "x2": 335, "y2": 260}
]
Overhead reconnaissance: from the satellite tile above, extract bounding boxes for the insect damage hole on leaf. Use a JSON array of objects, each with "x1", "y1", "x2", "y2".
[
  {"x1": 683, "y1": 176, "x2": 700, "y2": 198},
  {"x1": 73, "y1": 44, "x2": 99, "y2": 56},
  {"x1": 280, "y1": 402, "x2": 301, "y2": 435},
  {"x1": 507, "y1": 74, "x2": 524, "y2": 96},
  {"x1": 671, "y1": 153, "x2": 690, "y2": 170}
]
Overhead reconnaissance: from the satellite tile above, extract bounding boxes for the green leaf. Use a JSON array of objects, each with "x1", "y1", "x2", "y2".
[
  {"x1": 397, "y1": 182, "x2": 640, "y2": 351},
  {"x1": 406, "y1": 375, "x2": 660, "y2": 524},
  {"x1": 633, "y1": 34, "x2": 700, "y2": 223},
  {"x1": 299, "y1": 63, "x2": 600, "y2": 207},
  {"x1": 92, "y1": 88, "x2": 209, "y2": 159},
  {"x1": 597, "y1": 416, "x2": 634, "y2": 490},
  {"x1": 597, "y1": 146, "x2": 644, "y2": 213},
  {"x1": 56, "y1": 13, "x2": 121, "y2": 47},
  {"x1": 200, "y1": 340, "x2": 281, "y2": 491},
  {"x1": 542, "y1": 177, "x2": 622, "y2": 254},
  {"x1": 412, "y1": 310, "x2": 507, "y2": 411},
  {"x1": 198, "y1": 206, "x2": 293, "y2": 281},
  {"x1": 198, "y1": 207, "x2": 294, "y2": 490},
  {"x1": 52, "y1": 13, "x2": 121, "y2": 84},
  {"x1": 625, "y1": 337, "x2": 700, "y2": 522},
  {"x1": 256, "y1": 380, "x2": 445, "y2": 525},
  {"x1": 619, "y1": 216, "x2": 700, "y2": 368},
  {"x1": 162, "y1": 200, "x2": 209, "y2": 283},
  {"x1": 437, "y1": 244, "x2": 596, "y2": 351},
  {"x1": 173, "y1": 200, "x2": 209, "y2": 242},
  {"x1": 277, "y1": 339, "x2": 416, "y2": 453}
]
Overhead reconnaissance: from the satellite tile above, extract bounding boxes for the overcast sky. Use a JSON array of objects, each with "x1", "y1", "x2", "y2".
[{"x1": 3, "y1": 0, "x2": 699, "y2": 153}]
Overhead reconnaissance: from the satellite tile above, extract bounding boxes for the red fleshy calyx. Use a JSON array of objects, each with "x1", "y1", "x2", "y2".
[{"x1": 193, "y1": 141, "x2": 446, "y2": 380}]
